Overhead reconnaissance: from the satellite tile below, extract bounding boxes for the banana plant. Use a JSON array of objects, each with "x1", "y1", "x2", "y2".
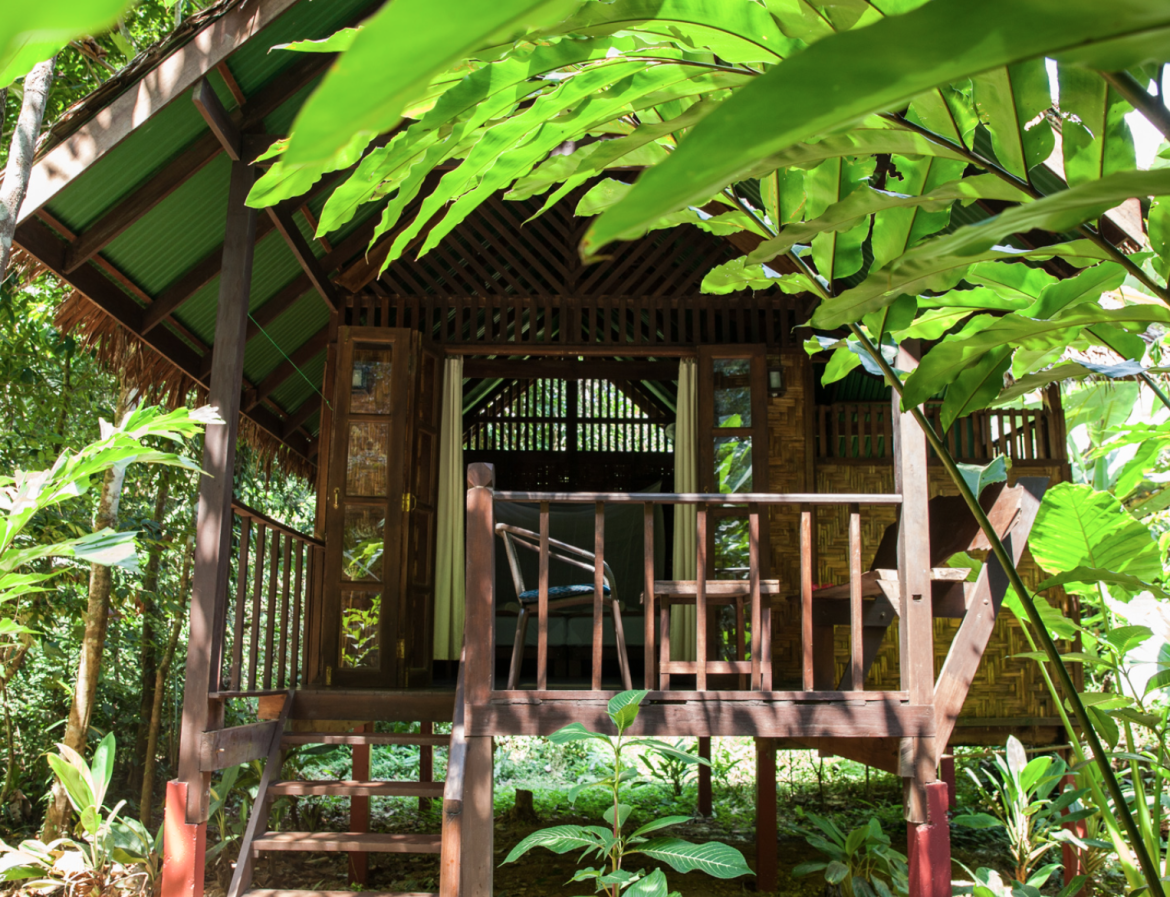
[{"x1": 503, "y1": 690, "x2": 752, "y2": 897}]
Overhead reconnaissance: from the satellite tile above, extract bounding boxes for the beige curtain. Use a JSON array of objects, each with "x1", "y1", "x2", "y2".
[
  {"x1": 432, "y1": 356, "x2": 465, "y2": 661},
  {"x1": 669, "y1": 358, "x2": 698, "y2": 661}
]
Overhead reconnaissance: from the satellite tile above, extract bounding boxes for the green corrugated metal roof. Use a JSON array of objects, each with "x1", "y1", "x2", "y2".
[{"x1": 30, "y1": 0, "x2": 386, "y2": 458}]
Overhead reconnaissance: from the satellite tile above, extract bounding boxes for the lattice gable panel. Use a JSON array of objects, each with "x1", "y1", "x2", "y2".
[{"x1": 377, "y1": 194, "x2": 740, "y2": 300}]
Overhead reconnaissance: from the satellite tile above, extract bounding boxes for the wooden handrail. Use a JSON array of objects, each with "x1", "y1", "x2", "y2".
[
  {"x1": 493, "y1": 491, "x2": 903, "y2": 504},
  {"x1": 439, "y1": 648, "x2": 467, "y2": 897},
  {"x1": 231, "y1": 498, "x2": 323, "y2": 546}
]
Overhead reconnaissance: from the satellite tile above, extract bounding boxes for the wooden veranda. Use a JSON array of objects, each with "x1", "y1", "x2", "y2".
[{"x1": 10, "y1": 2, "x2": 1075, "y2": 896}]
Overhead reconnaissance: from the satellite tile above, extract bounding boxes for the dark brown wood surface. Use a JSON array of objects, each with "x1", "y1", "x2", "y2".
[{"x1": 177, "y1": 159, "x2": 256, "y2": 823}]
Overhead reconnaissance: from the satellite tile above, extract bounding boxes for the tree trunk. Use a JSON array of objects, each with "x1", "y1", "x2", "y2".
[
  {"x1": 0, "y1": 59, "x2": 55, "y2": 277},
  {"x1": 42, "y1": 380, "x2": 133, "y2": 840},
  {"x1": 131, "y1": 470, "x2": 171, "y2": 790},
  {"x1": 140, "y1": 540, "x2": 192, "y2": 825}
]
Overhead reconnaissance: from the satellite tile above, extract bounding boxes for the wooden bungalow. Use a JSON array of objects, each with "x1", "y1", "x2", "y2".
[{"x1": 12, "y1": 2, "x2": 1081, "y2": 895}]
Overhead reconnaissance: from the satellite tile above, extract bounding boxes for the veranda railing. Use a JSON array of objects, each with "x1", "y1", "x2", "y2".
[
  {"x1": 463, "y1": 463, "x2": 930, "y2": 712},
  {"x1": 213, "y1": 499, "x2": 323, "y2": 695},
  {"x1": 816, "y1": 401, "x2": 1062, "y2": 462}
]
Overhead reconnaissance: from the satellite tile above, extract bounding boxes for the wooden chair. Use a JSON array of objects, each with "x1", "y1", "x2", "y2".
[
  {"x1": 644, "y1": 580, "x2": 778, "y2": 690},
  {"x1": 495, "y1": 522, "x2": 633, "y2": 690}
]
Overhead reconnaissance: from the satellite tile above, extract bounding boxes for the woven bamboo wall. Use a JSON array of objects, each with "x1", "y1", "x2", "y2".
[{"x1": 765, "y1": 352, "x2": 1071, "y2": 742}]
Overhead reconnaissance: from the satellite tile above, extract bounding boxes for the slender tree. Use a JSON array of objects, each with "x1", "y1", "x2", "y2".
[
  {"x1": 0, "y1": 59, "x2": 55, "y2": 278},
  {"x1": 140, "y1": 538, "x2": 192, "y2": 824},
  {"x1": 43, "y1": 379, "x2": 135, "y2": 839},
  {"x1": 131, "y1": 468, "x2": 172, "y2": 790}
]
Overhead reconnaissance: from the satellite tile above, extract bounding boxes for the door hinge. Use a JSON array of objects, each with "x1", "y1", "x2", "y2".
[
  {"x1": 397, "y1": 638, "x2": 406, "y2": 660},
  {"x1": 333, "y1": 487, "x2": 339, "y2": 510},
  {"x1": 325, "y1": 665, "x2": 333, "y2": 686},
  {"x1": 401, "y1": 493, "x2": 416, "y2": 512}
]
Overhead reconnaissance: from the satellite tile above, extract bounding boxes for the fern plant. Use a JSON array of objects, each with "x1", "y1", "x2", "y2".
[{"x1": 503, "y1": 690, "x2": 752, "y2": 896}]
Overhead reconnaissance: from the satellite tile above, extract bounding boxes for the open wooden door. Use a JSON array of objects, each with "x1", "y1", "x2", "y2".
[
  {"x1": 696, "y1": 346, "x2": 770, "y2": 676},
  {"x1": 320, "y1": 327, "x2": 442, "y2": 687}
]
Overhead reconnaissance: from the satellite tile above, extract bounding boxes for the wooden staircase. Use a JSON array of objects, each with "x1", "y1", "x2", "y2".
[{"x1": 226, "y1": 666, "x2": 468, "y2": 897}]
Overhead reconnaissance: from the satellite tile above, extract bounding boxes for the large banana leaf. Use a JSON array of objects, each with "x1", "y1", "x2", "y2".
[
  {"x1": 750, "y1": 172, "x2": 1023, "y2": 265},
  {"x1": 804, "y1": 155, "x2": 875, "y2": 283},
  {"x1": 586, "y1": 0, "x2": 1170, "y2": 252},
  {"x1": 1058, "y1": 64, "x2": 1137, "y2": 188},
  {"x1": 1029, "y1": 483, "x2": 1163, "y2": 585},
  {"x1": 971, "y1": 59, "x2": 1055, "y2": 181},
  {"x1": 282, "y1": 0, "x2": 582, "y2": 167},
  {"x1": 811, "y1": 240, "x2": 1114, "y2": 329},
  {"x1": 902, "y1": 303, "x2": 1170, "y2": 409},
  {"x1": 0, "y1": 0, "x2": 133, "y2": 87}
]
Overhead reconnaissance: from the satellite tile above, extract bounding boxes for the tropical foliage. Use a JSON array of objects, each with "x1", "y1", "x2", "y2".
[
  {"x1": 504, "y1": 690, "x2": 753, "y2": 896},
  {"x1": 793, "y1": 812, "x2": 909, "y2": 897}
]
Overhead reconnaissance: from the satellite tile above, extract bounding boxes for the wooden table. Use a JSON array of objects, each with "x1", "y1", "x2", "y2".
[{"x1": 642, "y1": 580, "x2": 779, "y2": 690}]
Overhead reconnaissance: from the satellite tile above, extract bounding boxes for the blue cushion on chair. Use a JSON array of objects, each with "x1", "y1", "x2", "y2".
[{"x1": 518, "y1": 583, "x2": 611, "y2": 604}]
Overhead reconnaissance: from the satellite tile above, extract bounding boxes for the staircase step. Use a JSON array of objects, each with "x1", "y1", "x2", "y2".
[
  {"x1": 282, "y1": 733, "x2": 449, "y2": 748},
  {"x1": 252, "y1": 832, "x2": 442, "y2": 854},
  {"x1": 268, "y1": 780, "x2": 445, "y2": 798},
  {"x1": 247, "y1": 890, "x2": 436, "y2": 897}
]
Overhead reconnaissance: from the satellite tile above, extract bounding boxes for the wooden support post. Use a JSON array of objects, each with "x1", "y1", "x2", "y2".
[
  {"x1": 348, "y1": 723, "x2": 371, "y2": 886},
  {"x1": 465, "y1": 464, "x2": 495, "y2": 706},
  {"x1": 907, "y1": 781, "x2": 951, "y2": 897},
  {"x1": 892, "y1": 342, "x2": 935, "y2": 824},
  {"x1": 462, "y1": 736, "x2": 494, "y2": 897},
  {"x1": 420, "y1": 721, "x2": 434, "y2": 813},
  {"x1": 697, "y1": 737, "x2": 712, "y2": 816},
  {"x1": 175, "y1": 159, "x2": 256, "y2": 838},
  {"x1": 939, "y1": 754, "x2": 956, "y2": 810},
  {"x1": 755, "y1": 737, "x2": 777, "y2": 893}
]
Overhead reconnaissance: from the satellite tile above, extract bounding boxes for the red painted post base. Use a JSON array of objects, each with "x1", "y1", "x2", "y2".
[
  {"x1": 163, "y1": 781, "x2": 206, "y2": 897},
  {"x1": 1061, "y1": 774, "x2": 1087, "y2": 896},
  {"x1": 907, "y1": 781, "x2": 951, "y2": 897}
]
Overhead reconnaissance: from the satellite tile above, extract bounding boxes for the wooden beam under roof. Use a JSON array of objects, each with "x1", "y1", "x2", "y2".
[
  {"x1": 192, "y1": 77, "x2": 242, "y2": 161},
  {"x1": 61, "y1": 53, "x2": 332, "y2": 274},
  {"x1": 266, "y1": 207, "x2": 340, "y2": 312},
  {"x1": 21, "y1": 0, "x2": 315, "y2": 224},
  {"x1": 15, "y1": 216, "x2": 312, "y2": 463}
]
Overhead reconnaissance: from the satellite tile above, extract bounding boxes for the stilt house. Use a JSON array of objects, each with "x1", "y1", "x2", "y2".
[{"x1": 12, "y1": 1, "x2": 1079, "y2": 894}]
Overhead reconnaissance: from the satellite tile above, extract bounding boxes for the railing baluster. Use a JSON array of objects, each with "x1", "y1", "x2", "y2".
[
  {"x1": 801, "y1": 507, "x2": 813, "y2": 691},
  {"x1": 537, "y1": 501, "x2": 550, "y2": 691},
  {"x1": 749, "y1": 504, "x2": 761, "y2": 691},
  {"x1": 230, "y1": 516, "x2": 251, "y2": 690},
  {"x1": 849, "y1": 503, "x2": 863, "y2": 692},
  {"x1": 592, "y1": 501, "x2": 604, "y2": 691},
  {"x1": 696, "y1": 504, "x2": 708, "y2": 692},
  {"x1": 277, "y1": 533, "x2": 292, "y2": 688},
  {"x1": 248, "y1": 525, "x2": 266, "y2": 690},
  {"x1": 290, "y1": 540, "x2": 304, "y2": 688},
  {"x1": 263, "y1": 529, "x2": 279, "y2": 689},
  {"x1": 643, "y1": 502, "x2": 655, "y2": 690}
]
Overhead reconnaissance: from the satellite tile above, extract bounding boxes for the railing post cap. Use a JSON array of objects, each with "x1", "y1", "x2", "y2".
[{"x1": 468, "y1": 462, "x2": 494, "y2": 488}]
